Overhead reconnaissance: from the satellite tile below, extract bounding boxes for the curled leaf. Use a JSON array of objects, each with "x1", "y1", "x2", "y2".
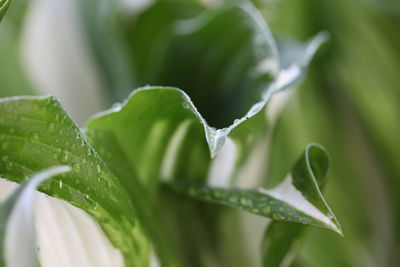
[
  {"x1": 0, "y1": 166, "x2": 71, "y2": 267},
  {"x1": 169, "y1": 144, "x2": 341, "y2": 234},
  {"x1": 0, "y1": 0, "x2": 11, "y2": 22},
  {"x1": 0, "y1": 95, "x2": 150, "y2": 267}
]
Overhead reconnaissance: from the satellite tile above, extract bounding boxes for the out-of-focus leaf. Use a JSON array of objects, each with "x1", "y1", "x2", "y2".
[
  {"x1": 75, "y1": 0, "x2": 135, "y2": 102},
  {"x1": 0, "y1": 95, "x2": 150, "y2": 267},
  {"x1": 274, "y1": 32, "x2": 328, "y2": 91},
  {"x1": 0, "y1": 0, "x2": 11, "y2": 22},
  {"x1": 0, "y1": 166, "x2": 71, "y2": 267},
  {"x1": 266, "y1": 0, "x2": 400, "y2": 265},
  {"x1": 0, "y1": 0, "x2": 36, "y2": 98},
  {"x1": 0, "y1": 24, "x2": 36, "y2": 97},
  {"x1": 262, "y1": 222, "x2": 302, "y2": 267}
]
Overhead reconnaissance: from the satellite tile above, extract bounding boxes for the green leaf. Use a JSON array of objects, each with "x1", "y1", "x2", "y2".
[
  {"x1": 262, "y1": 222, "x2": 303, "y2": 267},
  {"x1": 87, "y1": 86, "x2": 340, "y2": 267},
  {"x1": 0, "y1": 166, "x2": 71, "y2": 267},
  {"x1": 274, "y1": 32, "x2": 329, "y2": 91},
  {"x1": 0, "y1": 0, "x2": 11, "y2": 22},
  {"x1": 113, "y1": 2, "x2": 326, "y2": 174},
  {"x1": 170, "y1": 143, "x2": 341, "y2": 233},
  {"x1": 76, "y1": 0, "x2": 135, "y2": 102},
  {"x1": 0, "y1": 95, "x2": 150, "y2": 267},
  {"x1": 88, "y1": 87, "x2": 340, "y2": 231},
  {"x1": 0, "y1": 21, "x2": 36, "y2": 97},
  {"x1": 261, "y1": 142, "x2": 335, "y2": 267},
  {"x1": 127, "y1": 2, "x2": 278, "y2": 129},
  {"x1": 86, "y1": 128, "x2": 182, "y2": 267}
]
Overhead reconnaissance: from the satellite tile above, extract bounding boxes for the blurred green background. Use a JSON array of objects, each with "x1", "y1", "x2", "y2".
[{"x1": 1, "y1": 0, "x2": 400, "y2": 266}]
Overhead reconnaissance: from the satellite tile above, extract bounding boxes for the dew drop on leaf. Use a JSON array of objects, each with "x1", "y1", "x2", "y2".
[
  {"x1": 5, "y1": 161, "x2": 13, "y2": 171},
  {"x1": 59, "y1": 151, "x2": 71, "y2": 164},
  {"x1": 30, "y1": 132, "x2": 39, "y2": 141},
  {"x1": 262, "y1": 207, "x2": 271, "y2": 214},
  {"x1": 1, "y1": 142, "x2": 8, "y2": 150},
  {"x1": 96, "y1": 164, "x2": 102, "y2": 173},
  {"x1": 72, "y1": 163, "x2": 80, "y2": 171},
  {"x1": 240, "y1": 197, "x2": 252, "y2": 207},
  {"x1": 188, "y1": 187, "x2": 198, "y2": 196},
  {"x1": 212, "y1": 189, "x2": 225, "y2": 198},
  {"x1": 47, "y1": 123, "x2": 55, "y2": 131},
  {"x1": 182, "y1": 102, "x2": 190, "y2": 110},
  {"x1": 229, "y1": 196, "x2": 238, "y2": 203}
]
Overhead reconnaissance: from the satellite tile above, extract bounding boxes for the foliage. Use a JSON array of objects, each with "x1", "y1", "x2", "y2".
[{"x1": 7, "y1": 0, "x2": 397, "y2": 266}]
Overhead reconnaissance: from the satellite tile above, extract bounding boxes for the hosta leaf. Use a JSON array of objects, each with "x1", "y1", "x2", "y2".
[
  {"x1": 86, "y1": 85, "x2": 340, "y2": 267},
  {"x1": 127, "y1": 1, "x2": 278, "y2": 129},
  {"x1": 0, "y1": 166, "x2": 71, "y2": 267},
  {"x1": 0, "y1": 0, "x2": 11, "y2": 22},
  {"x1": 86, "y1": 129, "x2": 181, "y2": 266},
  {"x1": 0, "y1": 18, "x2": 36, "y2": 98},
  {"x1": 170, "y1": 144, "x2": 341, "y2": 233},
  {"x1": 274, "y1": 32, "x2": 329, "y2": 91},
  {"x1": 118, "y1": 1, "x2": 326, "y2": 169},
  {"x1": 87, "y1": 87, "x2": 211, "y2": 189},
  {"x1": 0, "y1": 96, "x2": 149, "y2": 267},
  {"x1": 262, "y1": 222, "x2": 303, "y2": 267},
  {"x1": 75, "y1": 0, "x2": 135, "y2": 102},
  {"x1": 261, "y1": 142, "x2": 334, "y2": 267},
  {"x1": 88, "y1": 87, "x2": 340, "y2": 231}
]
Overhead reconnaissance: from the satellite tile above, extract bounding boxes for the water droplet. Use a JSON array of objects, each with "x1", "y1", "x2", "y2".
[
  {"x1": 5, "y1": 161, "x2": 13, "y2": 170},
  {"x1": 252, "y1": 208, "x2": 260, "y2": 213},
  {"x1": 30, "y1": 132, "x2": 39, "y2": 141},
  {"x1": 240, "y1": 197, "x2": 253, "y2": 207},
  {"x1": 96, "y1": 164, "x2": 102, "y2": 173},
  {"x1": 1, "y1": 143, "x2": 8, "y2": 150},
  {"x1": 182, "y1": 102, "x2": 190, "y2": 110},
  {"x1": 59, "y1": 180, "x2": 63, "y2": 189},
  {"x1": 87, "y1": 149, "x2": 92, "y2": 156},
  {"x1": 188, "y1": 187, "x2": 198, "y2": 196},
  {"x1": 229, "y1": 195, "x2": 238, "y2": 203},
  {"x1": 111, "y1": 103, "x2": 122, "y2": 112},
  {"x1": 48, "y1": 123, "x2": 55, "y2": 131},
  {"x1": 272, "y1": 213, "x2": 284, "y2": 220},
  {"x1": 59, "y1": 151, "x2": 71, "y2": 164},
  {"x1": 262, "y1": 207, "x2": 271, "y2": 214},
  {"x1": 72, "y1": 163, "x2": 80, "y2": 171},
  {"x1": 212, "y1": 189, "x2": 225, "y2": 198}
]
